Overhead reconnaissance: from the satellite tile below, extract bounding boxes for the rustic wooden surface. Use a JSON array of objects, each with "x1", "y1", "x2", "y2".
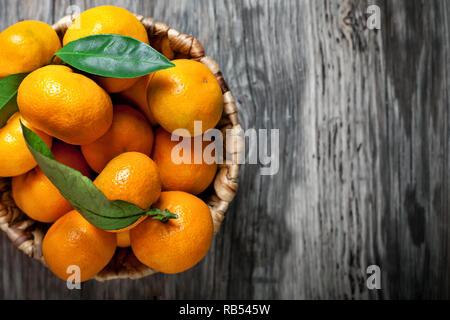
[{"x1": 1, "y1": 0, "x2": 449, "y2": 299}]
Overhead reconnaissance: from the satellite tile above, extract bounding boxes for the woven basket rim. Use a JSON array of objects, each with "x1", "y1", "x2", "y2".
[{"x1": 0, "y1": 13, "x2": 242, "y2": 282}]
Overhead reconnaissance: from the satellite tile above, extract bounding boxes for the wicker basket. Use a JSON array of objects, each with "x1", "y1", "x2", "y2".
[{"x1": 0, "y1": 14, "x2": 242, "y2": 281}]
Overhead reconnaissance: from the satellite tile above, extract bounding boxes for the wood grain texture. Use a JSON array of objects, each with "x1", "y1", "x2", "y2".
[{"x1": 0, "y1": 0, "x2": 449, "y2": 299}]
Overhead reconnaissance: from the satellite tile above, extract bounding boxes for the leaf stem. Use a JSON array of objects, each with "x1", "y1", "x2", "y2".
[{"x1": 145, "y1": 208, "x2": 178, "y2": 223}]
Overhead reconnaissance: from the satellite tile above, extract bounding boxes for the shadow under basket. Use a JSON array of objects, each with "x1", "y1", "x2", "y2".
[{"x1": 0, "y1": 14, "x2": 243, "y2": 281}]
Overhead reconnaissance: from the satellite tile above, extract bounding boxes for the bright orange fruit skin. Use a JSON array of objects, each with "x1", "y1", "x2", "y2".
[
  {"x1": 42, "y1": 210, "x2": 117, "y2": 282},
  {"x1": 130, "y1": 191, "x2": 213, "y2": 274},
  {"x1": 120, "y1": 74, "x2": 158, "y2": 126},
  {"x1": 0, "y1": 20, "x2": 61, "y2": 79},
  {"x1": 93, "y1": 76, "x2": 141, "y2": 94},
  {"x1": 81, "y1": 105, "x2": 154, "y2": 173},
  {"x1": 12, "y1": 141, "x2": 93, "y2": 223},
  {"x1": 152, "y1": 127, "x2": 217, "y2": 195},
  {"x1": 63, "y1": 5, "x2": 150, "y2": 93},
  {"x1": 93, "y1": 152, "x2": 162, "y2": 232},
  {"x1": 17, "y1": 65, "x2": 113, "y2": 145},
  {"x1": 116, "y1": 230, "x2": 131, "y2": 248},
  {"x1": 50, "y1": 141, "x2": 93, "y2": 177},
  {"x1": 63, "y1": 6, "x2": 149, "y2": 46},
  {"x1": 94, "y1": 152, "x2": 161, "y2": 210},
  {"x1": 147, "y1": 59, "x2": 223, "y2": 137},
  {"x1": 0, "y1": 112, "x2": 52, "y2": 177}
]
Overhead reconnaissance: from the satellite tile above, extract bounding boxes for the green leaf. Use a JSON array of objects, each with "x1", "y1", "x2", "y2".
[
  {"x1": 55, "y1": 34, "x2": 174, "y2": 78},
  {"x1": 0, "y1": 73, "x2": 28, "y2": 128},
  {"x1": 21, "y1": 123, "x2": 177, "y2": 230}
]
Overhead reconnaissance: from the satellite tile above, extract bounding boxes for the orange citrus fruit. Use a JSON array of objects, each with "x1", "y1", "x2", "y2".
[
  {"x1": 42, "y1": 210, "x2": 117, "y2": 282},
  {"x1": 81, "y1": 105, "x2": 153, "y2": 173},
  {"x1": 17, "y1": 65, "x2": 113, "y2": 145},
  {"x1": 93, "y1": 76, "x2": 141, "y2": 94},
  {"x1": 12, "y1": 140, "x2": 92, "y2": 223},
  {"x1": 94, "y1": 152, "x2": 161, "y2": 210},
  {"x1": 49, "y1": 141, "x2": 93, "y2": 177},
  {"x1": 120, "y1": 74, "x2": 158, "y2": 126},
  {"x1": 0, "y1": 112, "x2": 52, "y2": 177},
  {"x1": 63, "y1": 5, "x2": 150, "y2": 93},
  {"x1": 63, "y1": 6, "x2": 149, "y2": 46},
  {"x1": 116, "y1": 230, "x2": 131, "y2": 248},
  {"x1": 152, "y1": 127, "x2": 217, "y2": 195},
  {"x1": 131, "y1": 191, "x2": 213, "y2": 274},
  {"x1": 147, "y1": 59, "x2": 223, "y2": 136},
  {"x1": 93, "y1": 152, "x2": 162, "y2": 232},
  {"x1": 0, "y1": 21, "x2": 61, "y2": 78}
]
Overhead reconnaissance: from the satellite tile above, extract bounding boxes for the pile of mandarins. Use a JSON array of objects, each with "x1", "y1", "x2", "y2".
[{"x1": 0, "y1": 6, "x2": 224, "y2": 282}]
